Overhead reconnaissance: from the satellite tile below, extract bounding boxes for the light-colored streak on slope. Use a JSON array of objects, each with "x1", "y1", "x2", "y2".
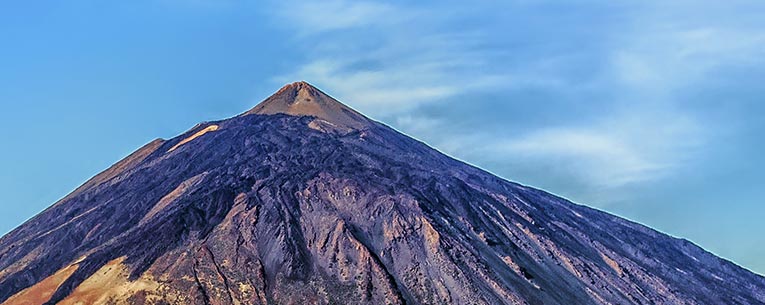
[
  {"x1": 140, "y1": 172, "x2": 208, "y2": 224},
  {"x1": 167, "y1": 125, "x2": 219, "y2": 153}
]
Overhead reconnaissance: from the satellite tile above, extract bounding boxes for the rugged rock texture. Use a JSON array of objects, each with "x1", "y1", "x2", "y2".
[{"x1": 1, "y1": 81, "x2": 764, "y2": 305}]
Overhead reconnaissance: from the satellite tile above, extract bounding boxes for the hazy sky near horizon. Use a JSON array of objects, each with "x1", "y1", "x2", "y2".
[{"x1": 1, "y1": 1, "x2": 763, "y2": 274}]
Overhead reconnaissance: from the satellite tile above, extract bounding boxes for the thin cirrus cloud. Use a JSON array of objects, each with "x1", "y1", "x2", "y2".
[
  {"x1": 274, "y1": 0, "x2": 401, "y2": 34},
  {"x1": 269, "y1": 0, "x2": 509, "y2": 116},
  {"x1": 488, "y1": 115, "x2": 704, "y2": 189},
  {"x1": 274, "y1": 60, "x2": 460, "y2": 114},
  {"x1": 398, "y1": 108, "x2": 704, "y2": 195},
  {"x1": 610, "y1": 26, "x2": 765, "y2": 95}
]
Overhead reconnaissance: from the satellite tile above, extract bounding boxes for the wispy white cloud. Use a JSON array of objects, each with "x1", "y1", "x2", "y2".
[
  {"x1": 395, "y1": 114, "x2": 443, "y2": 135},
  {"x1": 609, "y1": 12, "x2": 765, "y2": 96},
  {"x1": 493, "y1": 114, "x2": 703, "y2": 188},
  {"x1": 272, "y1": 0, "x2": 403, "y2": 34},
  {"x1": 418, "y1": 109, "x2": 704, "y2": 190},
  {"x1": 270, "y1": 0, "x2": 509, "y2": 116},
  {"x1": 273, "y1": 60, "x2": 461, "y2": 115}
]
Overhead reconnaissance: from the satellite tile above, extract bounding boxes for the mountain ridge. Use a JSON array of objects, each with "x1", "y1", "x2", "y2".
[{"x1": 0, "y1": 82, "x2": 763, "y2": 305}]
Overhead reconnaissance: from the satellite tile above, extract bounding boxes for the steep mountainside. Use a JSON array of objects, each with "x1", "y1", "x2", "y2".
[{"x1": 1, "y1": 82, "x2": 763, "y2": 305}]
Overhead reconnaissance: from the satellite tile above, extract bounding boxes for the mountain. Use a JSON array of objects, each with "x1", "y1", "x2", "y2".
[{"x1": 0, "y1": 81, "x2": 763, "y2": 305}]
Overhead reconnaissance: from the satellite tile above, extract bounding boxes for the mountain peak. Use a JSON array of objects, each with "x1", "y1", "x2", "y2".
[
  {"x1": 2, "y1": 81, "x2": 765, "y2": 305},
  {"x1": 246, "y1": 81, "x2": 371, "y2": 130}
]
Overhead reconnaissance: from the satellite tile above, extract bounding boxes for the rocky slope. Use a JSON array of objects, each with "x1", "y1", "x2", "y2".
[{"x1": 0, "y1": 81, "x2": 763, "y2": 305}]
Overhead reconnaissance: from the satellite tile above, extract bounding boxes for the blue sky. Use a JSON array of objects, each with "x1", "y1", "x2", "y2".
[{"x1": 0, "y1": 1, "x2": 763, "y2": 274}]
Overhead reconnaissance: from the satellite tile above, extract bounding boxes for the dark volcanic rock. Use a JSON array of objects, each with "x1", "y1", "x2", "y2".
[{"x1": 1, "y1": 81, "x2": 764, "y2": 304}]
